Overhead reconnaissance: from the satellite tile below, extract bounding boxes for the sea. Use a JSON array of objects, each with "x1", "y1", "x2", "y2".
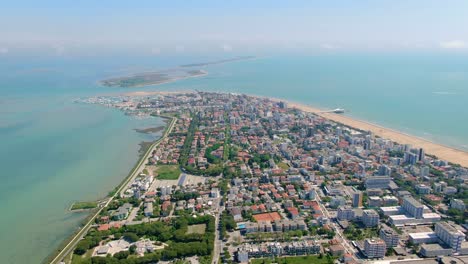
[{"x1": 1, "y1": 53, "x2": 468, "y2": 263}]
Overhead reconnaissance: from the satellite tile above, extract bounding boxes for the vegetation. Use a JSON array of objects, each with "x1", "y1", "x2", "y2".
[
  {"x1": 343, "y1": 224, "x2": 378, "y2": 241},
  {"x1": 205, "y1": 143, "x2": 223, "y2": 164},
  {"x1": 220, "y1": 212, "x2": 236, "y2": 239},
  {"x1": 446, "y1": 208, "x2": 468, "y2": 225},
  {"x1": 277, "y1": 162, "x2": 290, "y2": 170},
  {"x1": 73, "y1": 214, "x2": 216, "y2": 263},
  {"x1": 70, "y1": 201, "x2": 98, "y2": 211},
  {"x1": 186, "y1": 224, "x2": 206, "y2": 234},
  {"x1": 154, "y1": 165, "x2": 181, "y2": 180}
]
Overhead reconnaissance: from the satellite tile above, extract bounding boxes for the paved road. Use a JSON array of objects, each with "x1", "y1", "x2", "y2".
[
  {"x1": 50, "y1": 116, "x2": 177, "y2": 264},
  {"x1": 212, "y1": 197, "x2": 223, "y2": 264},
  {"x1": 315, "y1": 194, "x2": 357, "y2": 256}
]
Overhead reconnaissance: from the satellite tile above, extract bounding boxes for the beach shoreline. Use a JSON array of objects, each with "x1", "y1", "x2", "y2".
[
  {"x1": 121, "y1": 90, "x2": 468, "y2": 167},
  {"x1": 277, "y1": 99, "x2": 468, "y2": 167}
]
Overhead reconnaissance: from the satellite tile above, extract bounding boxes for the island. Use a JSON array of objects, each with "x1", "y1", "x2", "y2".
[
  {"x1": 52, "y1": 91, "x2": 468, "y2": 264},
  {"x1": 100, "y1": 56, "x2": 255, "y2": 88},
  {"x1": 100, "y1": 69, "x2": 207, "y2": 88}
]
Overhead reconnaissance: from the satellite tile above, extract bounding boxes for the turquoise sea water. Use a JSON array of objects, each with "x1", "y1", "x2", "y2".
[{"x1": 1, "y1": 53, "x2": 468, "y2": 263}]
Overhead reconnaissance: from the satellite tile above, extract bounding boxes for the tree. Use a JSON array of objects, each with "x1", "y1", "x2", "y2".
[
  {"x1": 129, "y1": 244, "x2": 137, "y2": 254},
  {"x1": 123, "y1": 232, "x2": 139, "y2": 242},
  {"x1": 74, "y1": 240, "x2": 90, "y2": 255},
  {"x1": 114, "y1": 251, "x2": 129, "y2": 259}
]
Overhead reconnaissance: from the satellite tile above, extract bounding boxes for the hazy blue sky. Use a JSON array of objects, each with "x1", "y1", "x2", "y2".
[{"x1": 2, "y1": 0, "x2": 468, "y2": 55}]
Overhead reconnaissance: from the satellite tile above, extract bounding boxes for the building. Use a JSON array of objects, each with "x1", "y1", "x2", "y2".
[
  {"x1": 435, "y1": 222, "x2": 465, "y2": 252},
  {"x1": 211, "y1": 188, "x2": 219, "y2": 198},
  {"x1": 143, "y1": 202, "x2": 153, "y2": 217},
  {"x1": 368, "y1": 196, "x2": 382, "y2": 207},
  {"x1": 337, "y1": 206, "x2": 355, "y2": 221},
  {"x1": 111, "y1": 203, "x2": 132, "y2": 221},
  {"x1": 330, "y1": 244, "x2": 345, "y2": 256},
  {"x1": 402, "y1": 196, "x2": 424, "y2": 219},
  {"x1": 362, "y1": 209, "x2": 380, "y2": 227},
  {"x1": 451, "y1": 199, "x2": 466, "y2": 211},
  {"x1": 408, "y1": 232, "x2": 439, "y2": 244},
  {"x1": 365, "y1": 176, "x2": 391, "y2": 189},
  {"x1": 364, "y1": 239, "x2": 386, "y2": 259},
  {"x1": 416, "y1": 184, "x2": 431, "y2": 195},
  {"x1": 418, "y1": 148, "x2": 425, "y2": 161},
  {"x1": 388, "y1": 213, "x2": 440, "y2": 226},
  {"x1": 379, "y1": 224, "x2": 400, "y2": 248},
  {"x1": 378, "y1": 165, "x2": 391, "y2": 176},
  {"x1": 330, "y1": 196, "x2": 346, "y2": 208},
  {"x1": 352, "y1": 191, "x2": 363, "y2": 208},
  {"x1": 420, "y1": 166, "x2": 430, "y2": 177},
  {"x1": 420, "y1": 244, "x2": 452, "y2": 257}
]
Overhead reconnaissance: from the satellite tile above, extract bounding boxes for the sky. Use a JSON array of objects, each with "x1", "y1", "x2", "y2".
[{"x1": 1, "y1": 0, "x2": 468, "y2": 56}]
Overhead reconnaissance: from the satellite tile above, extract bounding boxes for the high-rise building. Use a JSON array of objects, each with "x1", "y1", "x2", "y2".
[
  {"x1": 379, "y1": 224, "x2": 400, "y2": 248},
  {"x1": 420, "y1": 166, "x2": 430, "y2": 177},
  {"x1": 404, "y1": 152, "x2": 418, "y2": 165},
  {"x1": 378, "y1": 165, "x2": 391, "y2": 176},
  {"x1": 435, "y1": 222, "x2": 465, "y2": 252},
  {"x1": 337, "y1": 206, "x2": 355, "y2": 221},
  {"x1": 418, "y1": 148, "x2": 425, "y2": 162},
  {"x1": 352, "y1": 191, "x2": 363, "y2": 208},
  {"x1": 364, "y1": 239, "x2": 386, "y2": 258},
  {"x1": 362, "y1": 209, "x2": 380, "y2": 227},
  {"x1": 365, "y1": 176, "x2": 391, "y2": 189},
  {"x1": 402, "y1": 196, "x2": 424, "y2": 219}
]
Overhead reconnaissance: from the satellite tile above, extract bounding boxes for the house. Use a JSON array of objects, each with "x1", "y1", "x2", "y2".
[
  {"x1": 287, "y1": 207, "x2": 299, "y2": 220},
  {"x1": 144, "y1": 202, "x2": 153, "y2": 217},
  {"x1": 111, "y1": 203, "x2": 133, "y2": 221}
]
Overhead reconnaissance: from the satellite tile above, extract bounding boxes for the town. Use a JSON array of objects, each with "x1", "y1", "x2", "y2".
[{"x1": 69, "y1": 91, "x2": 468, "y2": 264}]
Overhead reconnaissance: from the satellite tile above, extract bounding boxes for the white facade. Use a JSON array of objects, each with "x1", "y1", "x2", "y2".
[
  {"x1": 364, "y1": 239, "x2": 386, "y2": 258},
  {"x1": 435, "y1": 222, "x2": 465, "y2": 252}
]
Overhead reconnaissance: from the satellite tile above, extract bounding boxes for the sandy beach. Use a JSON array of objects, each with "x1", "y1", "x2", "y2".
[{"x1": 285, "y1": 101, "x2": 468, "y2": 167}]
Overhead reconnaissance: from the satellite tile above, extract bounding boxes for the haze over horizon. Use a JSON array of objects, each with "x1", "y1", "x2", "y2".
[{"x1": 2, "y1": 0, "x2": 468, "y2": 56}]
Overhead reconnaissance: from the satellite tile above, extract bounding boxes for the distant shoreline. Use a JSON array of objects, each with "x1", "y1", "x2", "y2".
[
  {"x1": 99, "y1": 69, "x2": 208, "y2": 88},
  {"x1": 99, "y1": 56, "x2": 256, "y2": 89}
]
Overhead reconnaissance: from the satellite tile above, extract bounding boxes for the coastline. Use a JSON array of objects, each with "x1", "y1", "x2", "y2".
[
  {"x1": 46, "y1": 115, "x2": 177, "y2": 264},
  {"x1": 242, "y1": 93, "x2": 468, "y2": 167},
  {"x1": 280, "y1": 99, "x2": 468, "y2": 167}
]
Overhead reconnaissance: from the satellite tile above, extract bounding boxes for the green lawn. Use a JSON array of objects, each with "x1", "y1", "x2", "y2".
[
  {"x1": 70, "y1": 201, "x2": 98, "y2": 210},
  {"x1": 154, "y1": 165, "x2": 181, "y2": 180},
  {"x1": 186, "y1": 224, "x2": 206, "y2": 234},
  {"x1": 251, "y1": 255, "x2": 332, "y2": 264},
  {"x1": 277, "y1": 162, "x2": 290, "y2": 170}
]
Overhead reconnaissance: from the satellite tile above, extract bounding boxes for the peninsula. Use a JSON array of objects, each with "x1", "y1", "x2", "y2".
[
  {"x1": 100, "y1": 69, "x2": 207, "y2": 88},
  {"x1": 100, "y1": 56, "x2": 255, "y2": 88},
  {"x1": 55, "y1": 91, "x2": 468, "y2": 264}
]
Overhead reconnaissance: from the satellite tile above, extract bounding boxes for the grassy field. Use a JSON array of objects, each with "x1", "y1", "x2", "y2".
[
  {"x1": 70, "y1": 201, "x2": 98, "y2": 210},
  {"x1": 154, "y1": 165, "x2": 181, "y2": 180},
  {"x1": 277, "y1": 162, "x2": 290, "y2": 170},
  {"x1": 186, "y1": 224, "x2": 206, "y2": 234},
  {"x1": 251, "y1": 255, "x2": 332, "y2": 264}
]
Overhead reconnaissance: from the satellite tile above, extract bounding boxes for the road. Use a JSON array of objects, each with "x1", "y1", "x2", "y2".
[
  {"x1": 212, "y1": 197, "x2": 224, "y2": 264},
  {"x1": 315, "y1": 193, "x2": 357, "y2": 256},
  {"x1": 50, "y1": 116, "x2": 177, "y2": 264}
]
